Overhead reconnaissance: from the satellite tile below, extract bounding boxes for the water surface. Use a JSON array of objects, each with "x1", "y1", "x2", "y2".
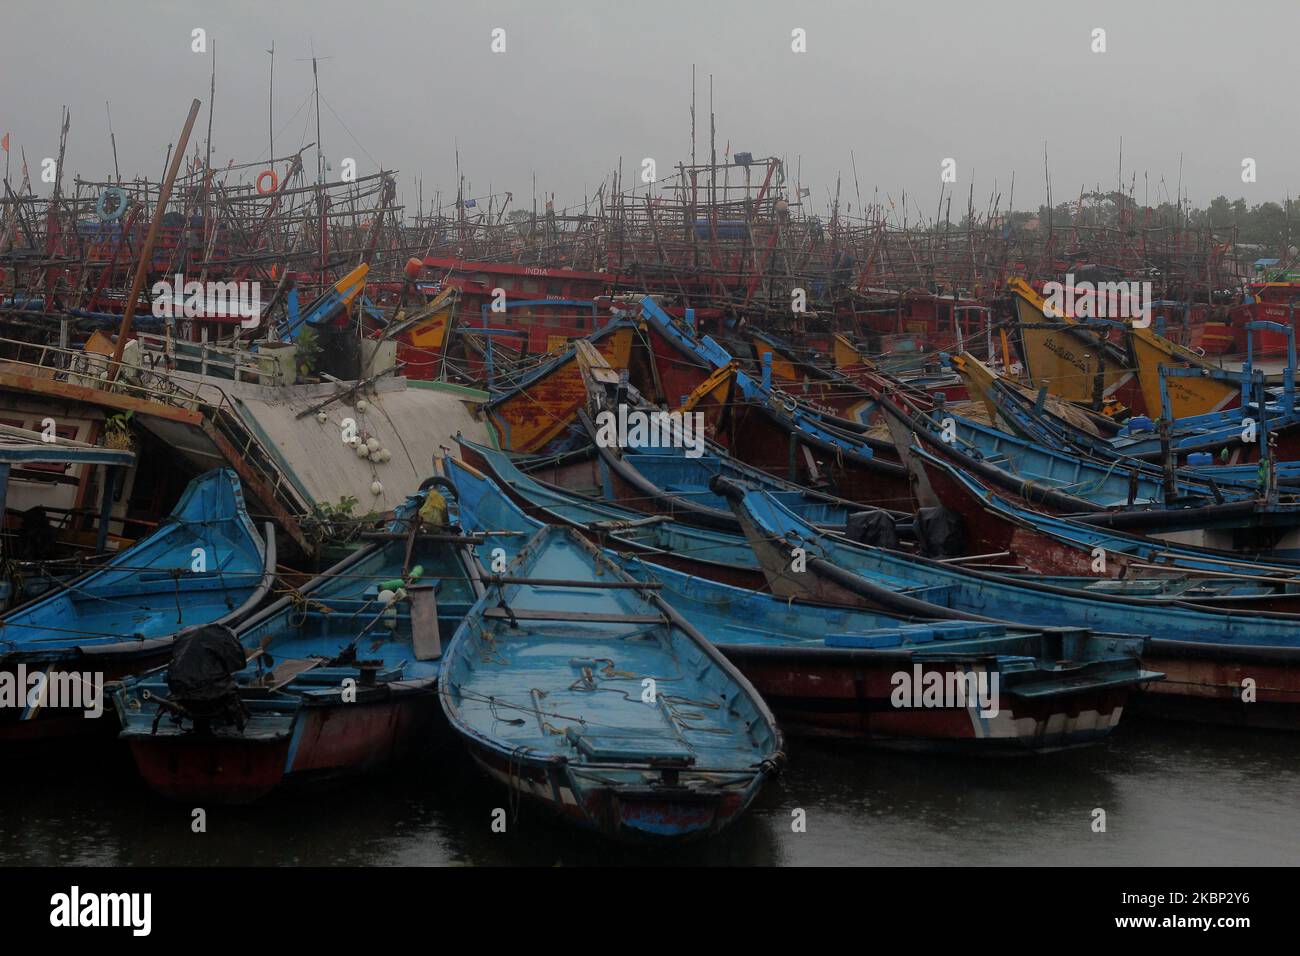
[{"x1": 3, "y1": 719, "x2": 1295, "y2": 866}]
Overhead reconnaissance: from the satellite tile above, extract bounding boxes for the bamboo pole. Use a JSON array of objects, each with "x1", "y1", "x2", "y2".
[{"x1": 108, "y1": 98, "x2": 202, "y2": 382}]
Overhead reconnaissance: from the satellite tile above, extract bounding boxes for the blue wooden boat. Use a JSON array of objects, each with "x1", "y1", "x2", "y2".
[
  {"x1": 906, "y1": 437, "x2": 1300, "y2": 610},
  {"x1": 114, "y1": 483, "x2": 483, "y2": 802},
  {"x1": 446, "y1": 454, "x2": 1158, "y2": 753},
  {"x1": 1, "y1": 469, "x2": 273, "y2": 742},
  {"x1": 439, "y1": 521, "x2": 783, "y2": 842},
  {"x1": 904, "y1": 400, "x2": 1255, "y2": 508},
  {"x1": 632, "y1": 298, "x2": 913, "y2": 507},
  {"x1": 526, "y1": 409, "x2": 888, "y2": 532},
  {"x1": 715, "y1": 478, "x2": 1300, "y2": 729},
  {"x1": 959, "y1": 363, "x2": 1300, "y2": 482},
  {"x1": 463, "y1": 437, "x2": 1283, "y2": 608},
  {"x1": 458, "y1": 437, "x2": 767, "y2": 588},
  {"x1": 880, "y1": 396, "x2": 1300, "y2": 543}
]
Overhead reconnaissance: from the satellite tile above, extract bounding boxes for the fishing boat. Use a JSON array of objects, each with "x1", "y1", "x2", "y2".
[
  {"x1": 0, "y1": 469, "x2": 273, "y2": 741},
  {"x1": 954, "y1": 348, "x2": 1300, "y2": 467},
  {"x1": 885, "y1": 396, "x2": 1253, "y2": 509},
  {"x1": 721, "y1": 326, "x2": 876, "y2": 422},
  {"x1": 879, "y1": 396, "x2": 1300, "y2": 551},
  {"x1": 114, "y1": 482, "x2": 483, "y2": 801},
  {"x1": 483, "y1": 319, "x2": 638, "y2": 453},
  {"x1": 716, "y1": 479, "x2": 1300, "y2": 729},
  {"x1": 688, "y1": 362, "x2": 913, "y2": 507},
  {"x1": 446, "y1": 454, "x2": 1158, "y2": 753},
  {"x1": 458, "y1": 437, "x2": 768, "y2": 588},
  {"x1": 439, "y1": 522, "x2": 783, "y2": 842},
  {"x1": 378, "y1": 257, "x2": 615, "y2": 383},
  {"x1": 0, "y1": 423, "x2": 139, "y2": 610},
  {"x1": 628, "y1": 298, "x2": 914, "y2": 506},
  {"x1": 521, "y1": 361, "x2": 887, "y2": 533},
  {"x1": 902, "y1": 438, "x2": 1300, "y2": 611},
  {"x1": 463, "y1": 435, "x2": 1271, "y2": 604},
  {"x1": 1125, "y1": 320, "x2": 1242, "y2": 419},
  {"x1": 1006, "y1": 277, "x2": 1141, "y2": 412},
  {"x1": 511, "y1": 333, "x2": 865, "y2": 531}
]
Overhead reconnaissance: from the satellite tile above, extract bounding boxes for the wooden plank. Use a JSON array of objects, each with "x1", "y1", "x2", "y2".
[
  {"x1": 482, "y1": 607, "x2": 664, "y2": 624},
  {"x1": 250, "y1": 657, "x2": 322, "y2": 690},
  {"x1": 408, "y1": 584, "x2": 442, "y2": 661},
  {"x1": 0, "y1": 371, "x2": 204, "y2": 425},
  {"x1": 486, "y1": 577, "x2": 662, "y2": 589}
]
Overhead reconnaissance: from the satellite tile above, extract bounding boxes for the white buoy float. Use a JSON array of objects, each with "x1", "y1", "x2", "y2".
[
  {"x1": 377, "y1": 587, "x2": 395, "y2": 632},
  {"x1": 370, "y1": 480, "x2": 383, "y2": 495}
]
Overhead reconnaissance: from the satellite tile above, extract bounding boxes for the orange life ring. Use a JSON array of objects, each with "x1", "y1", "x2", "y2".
[{"x1": 256, "y1": 169, "x2": 279, "y2": 195}]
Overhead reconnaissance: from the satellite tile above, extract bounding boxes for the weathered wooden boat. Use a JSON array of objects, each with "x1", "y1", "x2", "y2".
[
  {"x1": 447, "y1": 454, "x2": 1158, "y2": 753},
  {"x1": 1125, "y1": 319, "x2": 1243, "y2": 419},
  {"x1": 460, "y1": 437, "x2": 1262, "y2": 606},
  {"x1": 890, "y1": 397, "x2": 1254, "y2": 508},
  {"x1": 1122, "y1": 313, "x2": 1299, "y2": 422},
  {"x1": 483, "y1": 319, "x2": 638, "y2": 453},
  {"x1": 691, "y1": 363, "x2": 913, "y2": 507},
  {"x1": 558, "y1": 334, "x2": 902, "y2": 531},
  {"x1": 1006, "y1": 278, "x2": 1300, "y2": 443},
  {"x1": 721, "y1": 326, "x2": 876, "y2": 422},
  {"x1": 527, "y1": 399, "x2": 889, "y2": 533},
  {"x1": 880, "y1": 396, "x2": 1300, "y2": 549},
  {"x1": 0, "y1": 423, "x2": 139, "y2": 611},
  {"x1": 886, "y1": 397, "x2": 1300, "y2": 555},
  {"x1": 829, "y1": 331, "x2": 972, "y2": 406},
  {"x1": 716, "y1": 479, "x2": 1300, "y2": 729},
  {"x1": 1006, "y1": 278, "x2": 1141, "y2": 412},
  {"x1": 0, "y1": 469, "x2": 273, "y2": 742},
  {"x1": 955, "y1": 352, "x2": 1256, "y2": 467},
  {"x1": 439, "y1": 522, "x2": 783, "y2": 842},
  {"x1": 378, "y1": 257, "x2": 615, "y2": 383},
  {"x1": 956, "y1": 349, "x2": 1300, "y2": 468},
  {"x1": 903, "y1": 438, "x2": 1300, "y2": 611},
  {"x1": 951, "y1": 351, "x2": 1120, "y2": 440},
  {"x1": 457, "y1": 437, "x2": 768, "y2": 589},
  {"x1": 1225, "y1": 279, "x2": 1300, "y2": 356},
  {"x1": 113, "y1": 484, "x2": 483, "y2": 801},
  {"x1": 628, "y1": 298, "x2": 914, "y2": 507}
]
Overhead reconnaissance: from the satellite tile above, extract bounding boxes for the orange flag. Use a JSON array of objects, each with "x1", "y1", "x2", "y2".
[{"x1": 1, "y1": 134, "x2": 8, "y2": 152}]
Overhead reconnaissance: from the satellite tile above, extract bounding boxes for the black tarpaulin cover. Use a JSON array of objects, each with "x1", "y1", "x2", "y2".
[{"x1": 166, "y1": 623, "x2": 245, "y2": 702}]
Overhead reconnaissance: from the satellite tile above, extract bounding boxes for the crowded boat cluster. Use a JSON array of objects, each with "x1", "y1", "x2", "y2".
[{"x1": 3, "y1": 96, "x2": 1299, "y2": 844}]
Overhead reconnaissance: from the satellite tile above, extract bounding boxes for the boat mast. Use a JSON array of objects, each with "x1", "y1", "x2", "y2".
[
  {"x1": 108, "y1": 98, "x2": 202, "y2": 381},
  {"x1": 267, "y1": 41, "x2": 274, "y2": 163}
]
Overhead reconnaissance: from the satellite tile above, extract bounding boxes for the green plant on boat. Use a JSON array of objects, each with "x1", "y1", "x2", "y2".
[
  {"x1": 309, "y1": 494, "x2": 383, "y2": 546},
  {"x1": 103, "y1": 410, "x2": 135, "y2": 451},
  {"x1": 295, "y1": 327, "x2": 322, "y2": 381}
]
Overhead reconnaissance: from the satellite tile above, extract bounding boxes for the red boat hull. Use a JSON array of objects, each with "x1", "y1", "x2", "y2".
[
  {"x1": 126, "y1": 690, "x2": 437, "y2": 803},
  {"x1": 719, "y1": 647, "x2": 1131, "y2": 752},
  {"x1": 463, "y1": 740, "x2": 755, "y2": 842}
]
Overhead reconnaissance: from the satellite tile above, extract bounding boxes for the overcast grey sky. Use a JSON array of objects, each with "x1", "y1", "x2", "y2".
[{"x1": 2, "y1": 0, "x2": 1295, "y2": 220}]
